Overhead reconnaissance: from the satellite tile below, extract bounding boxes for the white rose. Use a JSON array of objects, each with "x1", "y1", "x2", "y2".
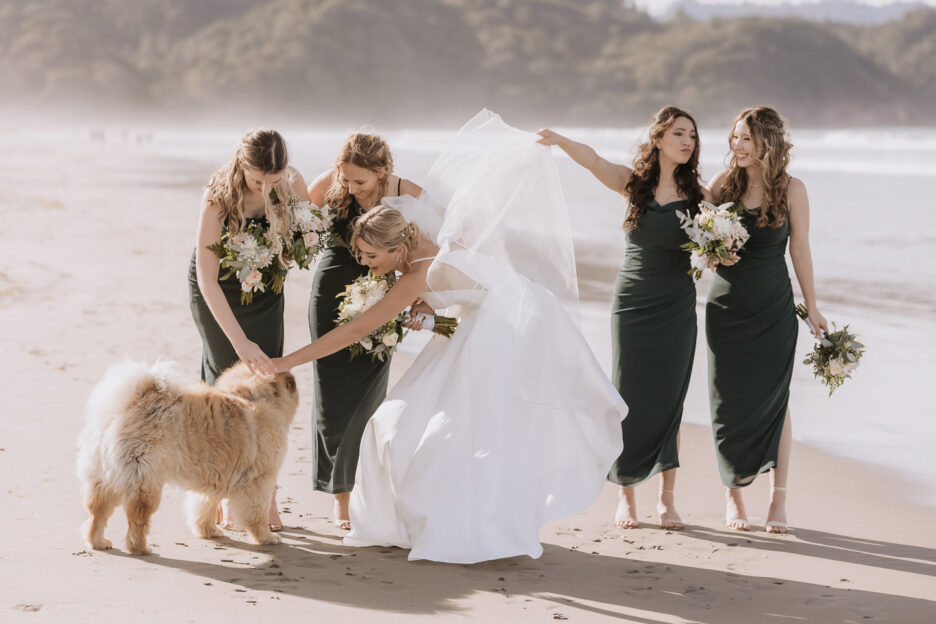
[
  {"x1": 826, "y1": 357, "x2": 846, "y2": 377},
  {"x1": 382, "y1": 332, "x2": 399, "y2": 347},
  {"x1": 303, "y1": 231, "x2": 319, "y2": 246},
  {"x1": 690, "y1": 251, "x2": 709, "y2": 272},
  {"x1": 712, "y1": 216, "x2": 733, "y2": 238},
  {"x1": 359, "y1": 337, "x2": 373, "y2": 350},
  {"x1": 242, "y1": 269, "x2": 263, "y2": 292}
]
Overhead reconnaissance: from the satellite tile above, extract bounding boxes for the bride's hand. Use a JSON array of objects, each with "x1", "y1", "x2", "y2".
[
  {"x1": 536, "y1": 128, "x2": 565, "y2": 146},
  {"x1": 403, "y1": 299, "x2": 434, "y2": 330}
]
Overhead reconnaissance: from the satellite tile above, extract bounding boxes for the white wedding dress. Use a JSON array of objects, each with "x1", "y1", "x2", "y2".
[{"x1": 344, "y1": 111, "x2": 626, "y2": 564}]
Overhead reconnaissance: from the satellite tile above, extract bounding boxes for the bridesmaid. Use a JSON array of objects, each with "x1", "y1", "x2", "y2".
[
  {"x1": 306, "y1": 133, "x2": 422, "y2": 529},
  {"x1": 189, "y1": 128, "x2": 309, "y2": 529},
  {"x1": 537, "y1": 106, "x2": 705, "y2": 530},
  {"x1": 705, "y1": 106, "x2": 827, "y2": 533}
]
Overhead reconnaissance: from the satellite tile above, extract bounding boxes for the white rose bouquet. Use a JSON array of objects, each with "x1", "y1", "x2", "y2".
[
  {"x1": 795, "y1": 303, "x2": 865, "y2": 396},
  {"x1": 207, "y1": 220, "x2": 288, "y2": 305},
  {"x1": 335, "y1": 272, "x2": 404, "y2": 362},
  {"x1": 336, "y1": 272, "x2": 459, "y2": 361},
  {"x1": 285, "y1": 198, "x2": 336, "y2": 269},
  {"x1": 676, "y1": 201, "x2": 750, "y2": 280}
]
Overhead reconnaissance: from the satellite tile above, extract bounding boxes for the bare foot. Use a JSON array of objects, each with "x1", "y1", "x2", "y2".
[
  {"x1": 217, "y1": 500, "x2": 238, "y2": 531},
  {"x1": 725, "y1": 488, "x2": 750, "y2": 531},
  {"x1": 657, "y1": 489, "x2": 684, "y2": 530},
  {"x1": 765, "y1": 487, "x2": 788, "y2": 534},
  {"x1": 333, "y1": 492, "x2": 351, "y2": 530},
  {"x1": 268, "y1": 488, "x2": 283, "y2": 532},
  {"x1": 614, "y1": 487, "x2": 639, "y2": 529}
]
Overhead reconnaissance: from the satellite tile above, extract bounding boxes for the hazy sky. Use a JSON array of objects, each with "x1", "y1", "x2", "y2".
[{"x1": 634, "y1": 0, "x2": 936, "y2": 17}]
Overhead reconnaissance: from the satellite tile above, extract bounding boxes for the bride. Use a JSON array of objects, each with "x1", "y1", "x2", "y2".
[{"x1": 273, "y1": 111, "x2": 626, "y2": 563}]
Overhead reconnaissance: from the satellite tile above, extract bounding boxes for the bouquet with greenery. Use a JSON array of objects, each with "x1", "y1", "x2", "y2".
[
  {"x1": 676, "y1": 201, "x2": 750, "y2": 279},
  {"x1": 795, "y1": 303, "x2": 865, "y2": 396}
]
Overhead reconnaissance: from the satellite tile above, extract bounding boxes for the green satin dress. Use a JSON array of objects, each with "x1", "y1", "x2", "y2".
[
  {"x1": 609, "y1": 200, "x2": 697, "y2": 486},
  {"x1": 706, "y1": 208, "x2": 797, "y2": 487},
  {"x1": 308, "y1": 199, "x2": 392, "y2": 494},
  {"x1": 188, "y1": 216, "x2": 285, "y2": 385}
]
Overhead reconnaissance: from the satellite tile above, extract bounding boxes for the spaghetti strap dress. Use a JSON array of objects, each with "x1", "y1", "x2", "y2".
[
  {"x1": 608, "y1": 200, "x2": 697, "y2": 485},
  {"x1": 706, "y1": 207, "x2": 797, "y2": 487},
  {"x1": 188, "y1": 216, "x2": 284, "y2": 385}
]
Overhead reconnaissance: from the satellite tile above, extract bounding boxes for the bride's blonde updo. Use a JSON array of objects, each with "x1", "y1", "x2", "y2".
[{"x1": 350, "y1": 205, "x2": 423, "y2": 268}]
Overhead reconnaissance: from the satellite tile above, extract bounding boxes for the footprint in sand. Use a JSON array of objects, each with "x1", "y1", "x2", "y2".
[{"x1": 15, "y1": 604, "x2": 42, "y2": 612}]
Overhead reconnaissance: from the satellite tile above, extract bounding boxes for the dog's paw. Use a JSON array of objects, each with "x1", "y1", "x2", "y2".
[
  {"x1": 256, "y1": 532, "x2": 281, "y2": 546},
  {"x1": 127, "y1": 543, "x2": 153, "y2": 555},
  {"x1": 89, "y1": 538, "x2": 113, "y2": 550},
  {"x1": 193, "y1": 524, "x2": 224, "y2": 539}
]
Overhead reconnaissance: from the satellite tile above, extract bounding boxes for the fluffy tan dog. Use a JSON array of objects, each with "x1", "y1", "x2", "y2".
[{"x1": 76, "y1": 361, "x2": 298, "y2": 555}]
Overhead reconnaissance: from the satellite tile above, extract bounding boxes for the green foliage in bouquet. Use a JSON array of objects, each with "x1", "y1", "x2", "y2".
[{"x1": 795, "y1": 303, "x2": 865, "y2": 396}]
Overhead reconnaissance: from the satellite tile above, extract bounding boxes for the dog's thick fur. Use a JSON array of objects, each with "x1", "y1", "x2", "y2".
[{"x1": 77, "y1": 361, "x2": 298, "y2": 555}]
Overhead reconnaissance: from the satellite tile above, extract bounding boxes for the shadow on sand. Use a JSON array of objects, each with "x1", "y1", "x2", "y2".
[{"x1": 105, "y1": 525, "x2": 935, "y2": 622}]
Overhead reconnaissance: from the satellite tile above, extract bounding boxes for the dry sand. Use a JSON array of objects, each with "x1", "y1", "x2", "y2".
[{"x1": 1, "y1": 134, "x2": 934, "y2": 623}]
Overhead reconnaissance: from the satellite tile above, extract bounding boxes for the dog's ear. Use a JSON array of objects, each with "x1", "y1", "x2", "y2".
[{"x1": 279, "y1": 373, "x2": 297, "y2": 394}]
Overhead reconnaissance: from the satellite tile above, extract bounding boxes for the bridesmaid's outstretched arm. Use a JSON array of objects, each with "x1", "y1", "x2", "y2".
[
  {"x1": 787, "y1": 177, "x2": 828, "y2": 337},
  {"x1": 274, "y1": 271, "x2": 428, "y2": 371},
  {"x1": 536, "y1": 129, "x2": 632, "y2": 195}
]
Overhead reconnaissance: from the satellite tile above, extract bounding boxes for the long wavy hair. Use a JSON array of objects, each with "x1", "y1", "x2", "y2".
[
  {"x1": 721, "y1": 106, "x2": 793, "y2": 228},
  {"x1": 622, "y1": 106, "x2": 703, "y2": 231},
  {"x1": 351, "y1": 205, "x2": 423, "y2": 272},
  {"x1": 205, "y1": 129, "x2": 296, "y2": 251},
  {"x1": 325, "y1": 132, "x2": 394, "y2": 221}
]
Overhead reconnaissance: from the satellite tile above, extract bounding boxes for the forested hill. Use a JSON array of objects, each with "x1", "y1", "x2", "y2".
[{"x1": 1, "y1": 0, "x2": 932, "y2": 126}]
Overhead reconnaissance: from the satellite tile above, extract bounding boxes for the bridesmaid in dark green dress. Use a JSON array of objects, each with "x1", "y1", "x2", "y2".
[
  {"x1": 537, "y1": 106, "x2": 705, "y2": 530},
  {"x1": 190, "y1": 129, "x2": 309, "y2": 529},
  {"x1": 306, "y1": 133, "x2": 422, "y2": 529},
  {"x1": 705, "y1": 107, "x2": 828, "y2": 533}
]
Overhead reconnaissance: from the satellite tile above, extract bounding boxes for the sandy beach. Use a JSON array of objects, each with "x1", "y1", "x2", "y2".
[{"x1": 2, "y1": 131, "x2": 934, "y2": 623}]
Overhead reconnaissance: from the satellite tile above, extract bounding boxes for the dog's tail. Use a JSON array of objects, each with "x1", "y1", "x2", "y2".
[
  {"x1": 76, "y1": 360, "x2": 185, "y2": 486},
  {"x1": 86, "y1": 360, "x2": 183, "y2": 421}
]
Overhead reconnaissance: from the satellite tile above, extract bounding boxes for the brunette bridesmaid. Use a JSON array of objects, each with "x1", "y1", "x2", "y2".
[{"x1": 538, "y1": 106, "x2": 705, "y2": 530}]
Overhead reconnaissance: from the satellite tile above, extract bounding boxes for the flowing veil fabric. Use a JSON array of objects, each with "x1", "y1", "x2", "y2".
[
  {"x1": 347, "y1": 111, "x2": 625, "y2": 563},
  {"x1": 385, "y1": 109, "x2": 580, "y2": 322}
]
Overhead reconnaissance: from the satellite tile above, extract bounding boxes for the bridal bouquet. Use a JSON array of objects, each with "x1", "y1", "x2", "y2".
[
  {"x1": 795, "y1": 303, "x2": 865, "y2": 396},
  {"x1": 285, "y1": 198, "x2": 336, "y2": 269},
  {"x1": 207, "y1": 221, "x2": 288, "y2": 305},
  {"x1": 335, "y1": 272, "x2": 404, "y2": 362},
  {"x1": 676, "y1": 201, "x2": 750, "y2": 280},
  {"x1": 336, "y1": 272, "x2": 459, "y2": 361}
]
